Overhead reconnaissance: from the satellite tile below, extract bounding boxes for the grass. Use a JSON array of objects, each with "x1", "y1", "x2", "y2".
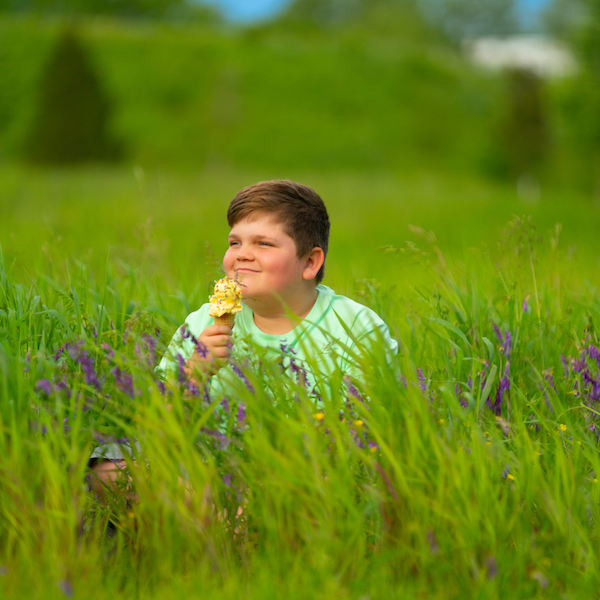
[{"x1": 1, "y1": 166, "x2": 600, "y2": 598}]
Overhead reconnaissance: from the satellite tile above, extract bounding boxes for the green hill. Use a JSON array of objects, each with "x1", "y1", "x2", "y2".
[{"x1": 0, "y1": 16, "x2": 502, "y2": 172}]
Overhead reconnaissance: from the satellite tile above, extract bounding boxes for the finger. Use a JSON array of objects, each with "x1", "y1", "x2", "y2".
[
  {"x1": 205, "y1": 324, "x2": 233, "y2": 335},
  {"x1": 209, "y1": 335, "x2": 233, "y2": 347},
  {"x1": 211, "y1": 346, "x2": 230, "y2": 359}
]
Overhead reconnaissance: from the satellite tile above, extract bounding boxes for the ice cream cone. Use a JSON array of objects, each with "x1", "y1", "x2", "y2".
[
  {"x1": 214, "y1": 313, "x2": 236, "y2": 328},
  {"x1": 209, "y1": 277, "x2": 242, "y2": 327}
]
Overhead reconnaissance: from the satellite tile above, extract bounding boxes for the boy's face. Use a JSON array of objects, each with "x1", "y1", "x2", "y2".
[{"x1": 224, "y1": 214, "x2": 311, "y2": 307}]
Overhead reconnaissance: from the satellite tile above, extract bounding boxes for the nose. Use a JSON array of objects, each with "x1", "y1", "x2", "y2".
[{"x1": 236, "y1": 242, "x2": 254, "y2": 261}]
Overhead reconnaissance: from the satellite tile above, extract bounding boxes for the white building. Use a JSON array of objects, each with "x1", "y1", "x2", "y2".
[{"x1": 464, "y1": 35, "x2": 577, "y2": 78}]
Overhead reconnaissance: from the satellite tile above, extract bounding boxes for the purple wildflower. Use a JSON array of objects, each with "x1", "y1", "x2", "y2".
[
  {"x1": 486, "y1": 556, "x2": 499, "y2": 580},
  {"x1": 194, "y1": 339, "x2": 209, "y2": 359},
  {"x1": 156, "y1": 379, "x2": 166, "y2": 395},
  {"x1": 492, "y1": 324, "x2": 512, "y2": 358},
  {"x1": 503, "y1": 331, "x2": 512, "y2": 359},
  {"x1": 57, "y1": 578, "x2": 74, "y2": 598},
  {"x1": 221, "y1": 398, "x2": 230, "y2": 413},
  {"x1": 93, "y1": 432, "x2": 108, "y2": 444},
  {"x1": 310, "y1": 389, "x2": 324, "y2": 405},
  {"x1": 344, "y1": 375, "x2": 364, "y2": 402},
  {"x1": 493, "y1": 323, "x2": 502, "y2": 343},
  {"x1": 368, "y1": 440, "x2": 379, "y2": 452},
  {"x1": 352, "y1": 431, "x2": 366, "y2": 449},
  {"x1": 222, "y1": 473, "x2": 233, "y2": 487},
  {"x1": 488, "y1": 363, "x2": 510, "y2": 416},
  {"x1": 455, "y1": 382, "x2": 468, "y2": 408},
  {"x1": 101, "y1": 343, "x2": 115, "y2": 360},
  {"x1": 561, "y1": 354, "x2": 569, "y2": 377},
  {"x1": 588, "y1": 344, "x2": 600, "y2": 369},
  {"x1": 231, "y1": 363, "x2": 255, "y2": 393},
  {"x1": 201, "y1": 428, "x2": 230, "y2": 450},
  {"x1": 68, "y1": 342, "x2": 101, "y2": 390},
  {"x1": 142, "y1": 333, "x2": 157, "y2": 364},
  {"x1": 236, "y1": 403, "x2": 246, "y2": 427},
  {"x1": 182, "y1": 325, "x2": 209, "y2": 358},
  {"x1": 522, "y1": 298, "x2": 529, "y2": 312},
  {"x1": 543, "y1": 369, "x2": 557, "y2": 391},
  {"x1": 290, "y1": 359, "x2": 310, "y2": 389},
  {"x1": 417, "y1": 369, "x2": 427, "y2": 396},
  {"x1": 426, "y1": 530, "x2": 440, "y2": 556},
  {"x1": 480, "y1": 363, "x2": 488, "y2": 392},
  {"x1": 177, "y1": 354, "x2": 186, "y2": 385},
  {"x1": 280, "y1": 342, "x2": 296, "y2": 355},
  {"x1": 53, "y1": 344, "x2": 67, "y2": 362},
  {"x1": 187, "y1": 380, "x2": 200, "y2": 397},
  {"x1": 111, "y1": 366, "x2": 134, "y2": 399},
  {"x1": 398, "y1": 374, "x2": 408, "y2": 388},
  {"x1": 35, "y1": 379, "x2": 53, "y2": 396}
]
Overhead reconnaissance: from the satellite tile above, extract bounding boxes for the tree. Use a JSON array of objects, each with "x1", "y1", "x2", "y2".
[
  {"x1": 419, "y1": 0, "x2": 520, "y2": 40},
  {"x1": 544, "y1": 0, "x2": 600, "y2": 195},
  {"x1": 0, "y1": 0, "x2": 221, "y2": 21},
  {"x1": 23, "y1": 27, "x2": 121, "y2": 165},
  {"x1": 497, "y1": 68, "x2": 550, "y2": 182},
  {"x1": 281, "y1": 0, "x2": 435, "y2": 37}
]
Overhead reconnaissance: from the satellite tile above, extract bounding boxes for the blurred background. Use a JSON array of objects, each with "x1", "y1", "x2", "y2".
[{"x1": 0, "y1": 0, "x2": 598, "y2": 292}]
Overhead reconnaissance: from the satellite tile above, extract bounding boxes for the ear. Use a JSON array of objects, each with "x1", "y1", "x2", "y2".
[{"x1": 302, "y1": 247, "x2": 325, "y2": 281}]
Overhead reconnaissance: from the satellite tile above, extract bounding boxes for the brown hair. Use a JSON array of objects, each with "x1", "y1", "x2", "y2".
[{"x1": 227, "y1": 180, "x2": 330, "y2": 283}]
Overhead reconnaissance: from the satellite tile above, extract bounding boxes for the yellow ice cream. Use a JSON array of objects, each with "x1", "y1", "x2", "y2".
[{"x1": 208, "y1": 277, "x2": 242, "y2": 317}]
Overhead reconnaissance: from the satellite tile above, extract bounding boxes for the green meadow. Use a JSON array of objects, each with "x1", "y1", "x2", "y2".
[
  {"x1": 2, "y1": 7, "x2": 600, "y2": 599},
  {"x1": 2, "y1": 164, "x2": 600, "y2": 599}
]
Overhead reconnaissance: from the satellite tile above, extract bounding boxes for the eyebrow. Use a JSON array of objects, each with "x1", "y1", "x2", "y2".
[{"x1": 228, "y1": 233, "x2": 279, "y2": 242}]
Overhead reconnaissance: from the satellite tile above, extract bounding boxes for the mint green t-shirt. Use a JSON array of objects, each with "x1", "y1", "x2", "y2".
[{"x1": 157, "y1": 285, "x2": 398, "y2": 395}]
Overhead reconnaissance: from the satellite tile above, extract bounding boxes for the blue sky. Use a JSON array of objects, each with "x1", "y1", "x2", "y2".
[{"x1": 205, "y1": 0, "x2": 554, "y2": 25}]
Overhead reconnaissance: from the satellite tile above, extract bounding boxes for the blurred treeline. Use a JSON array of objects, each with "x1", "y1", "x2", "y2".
[{"x1": 0, "y1": 0, "x2": 599, "y2": 193}]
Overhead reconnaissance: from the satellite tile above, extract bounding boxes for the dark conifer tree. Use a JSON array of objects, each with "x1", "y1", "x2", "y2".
[
  {"x1": 23, "y1": 27, "x2": 121, "y2": 164},
  {"x1": 499, "y1": 68, "x2": 550, "y2": 181}
]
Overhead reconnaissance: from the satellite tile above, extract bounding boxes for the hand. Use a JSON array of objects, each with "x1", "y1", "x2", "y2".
[{"x1": 185, "y1": 323, "x2": 232, "y2": 368}]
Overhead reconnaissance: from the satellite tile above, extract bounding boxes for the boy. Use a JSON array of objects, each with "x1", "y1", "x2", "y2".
[
  {"x1": 158, "y1": 180, "x2": 398, "y2": 392},
  {"x1": 90, "y1": 180, "x2": 397, "y2": 502}
]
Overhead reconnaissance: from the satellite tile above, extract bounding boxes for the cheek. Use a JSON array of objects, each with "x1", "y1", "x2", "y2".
[{"x1": 223, "y1": 249, "x2": 235, "y2": 268}]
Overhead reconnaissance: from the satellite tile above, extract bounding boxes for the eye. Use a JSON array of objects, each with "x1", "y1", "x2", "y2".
[
  {"x1": 258, "y1": 241, "x2": 273, "y2": 247},
  {"x1": 228, "y1": 240, "x2": 240, "y2": 247}
]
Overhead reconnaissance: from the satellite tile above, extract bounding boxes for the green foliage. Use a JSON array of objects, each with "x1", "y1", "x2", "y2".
[
  {"x1": 0, "y1": 16, "x2": 500, "y2": 173},
  {"x1": 543, "y1": 0, "x2": 600, "y2": 194},
  {"x1": 2, "y1": 170, "x2": 600, "y2": 597},
  {"x1": 282, "y1": 0, "x2": 438, "y2": 40},
  {"x1": 23, "y1": 26, "x2": 122, "y2": 165},
  {"x1": 419, "y1": 0, "x2": 520, "y2": 40},
  {"x1": 493, "y1": 68, "x2": 551, "y2": 181},
  {"x1": 0, "y1": 0, "x2": 221, "y2": 21}
]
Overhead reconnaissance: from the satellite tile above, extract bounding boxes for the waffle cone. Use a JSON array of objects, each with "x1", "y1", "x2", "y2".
[{"x1": 214, "y1": 313, "x2": 236, "y2": 328}]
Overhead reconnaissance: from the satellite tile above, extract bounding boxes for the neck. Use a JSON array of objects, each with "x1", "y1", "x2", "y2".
[{"x1": 248, "y1": 287, "x2": 318, "y2": 335}]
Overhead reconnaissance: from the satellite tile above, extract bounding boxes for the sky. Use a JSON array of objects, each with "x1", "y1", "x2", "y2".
[{"x1": 205, "y1": 0, "x2": 554, "y2": 26}]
